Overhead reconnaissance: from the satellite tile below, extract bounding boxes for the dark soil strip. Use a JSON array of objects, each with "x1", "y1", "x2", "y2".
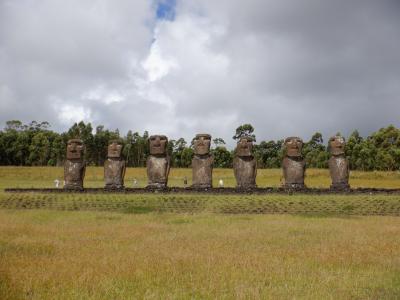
[{"x1": 4, "y1": 187, "x2": 400, "y2": 195}]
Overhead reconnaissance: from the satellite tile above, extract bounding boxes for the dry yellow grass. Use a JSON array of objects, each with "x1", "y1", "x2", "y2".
[
  {"x1": 1, "y1": 167, "x2": 400, "y2": 299},
  {"x1": 1, "y1": 210, "x2": 400, "y2": 299}
]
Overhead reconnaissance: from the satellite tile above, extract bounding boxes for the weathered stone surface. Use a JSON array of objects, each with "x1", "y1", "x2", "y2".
[
  {"x1": 64, "y1": 139, "x2": 85, "y2": 190},
  {"x1": 147, "y1": 135, "x2": 170, "y2": 188},
  {"x1": 233, "y1": 137, "x2": 257, "y2": 188},
  {"x1": 329, "y1": 136, "x2": 350, "y2": 190},
  {"x1": 282, "y1": 137, "x2": 305, "y2": 189},
  {"x1": 192, "y1": 155, "x2": 213, "y2": 188},
  {"x1": 192, "y1": 134, "x2": 213, "y2": 188},
  {"x1": 104, "y1": 140, "x2": 126, "y2": 190}
]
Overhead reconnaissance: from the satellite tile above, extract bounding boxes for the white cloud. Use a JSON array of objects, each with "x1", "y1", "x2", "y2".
[
  {"x1": 58, "y1": 104, "x2": 92, "y2": 125},
  {"x1": 81, "y1": 86, "x2": 125, "y2": 105},
  {"x1": 142, "y1": 37, "x2": 179, "y2": 82}
]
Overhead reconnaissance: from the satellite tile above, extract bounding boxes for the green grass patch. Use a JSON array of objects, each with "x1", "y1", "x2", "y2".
[{"x1": 122, "y1": 205, "x2": 156, "y2": 214}]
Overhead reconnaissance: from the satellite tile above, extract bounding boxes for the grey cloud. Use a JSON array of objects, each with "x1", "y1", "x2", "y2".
[
  {"x1": 0, "y1": 0, "x2": 399, "y2": 148},
  {"x1": 172, "y1": 0, "x2": 400, "y2": 144}
]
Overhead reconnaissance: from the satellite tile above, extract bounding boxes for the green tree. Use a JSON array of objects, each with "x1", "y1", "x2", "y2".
[
  {"x1": 170, "y1": 138, "x2": 188, "y2": 167},
  {"x1": 213, "y1": 138, "x2": 226, "y2": 147},
  {"x1": 28, "y1": 132, "x2": 50, "y2": 166},
  {"x1": 13, "y1": 130, "x2": 31, "y2": 165},
  {"x1": 303, "y1": 132, "x2": 328, "y2": 168},
  {"x1": 368, "y1": 125, "x2": 400, "y2": 170},
  {"x1": 212, "y1": 146, "x2": 233, "y2": 168},
  {"x1": 93, "y1": 125, "x2": 119, "y2": 166},
  {"x1": 180, "y1": 147, "x2": 194, "y2": 167},
  {"x1": 5, "y1": 120, "x2": 24, "y2": 131},
  {"x1": 256, "y1": 140, "x2": 283, "y2": 168},
  {"x1": 232, "y1": 124, "x2": 256, "y2": 142},
  {"x1": 346, "y1": 130, "x2": 363, "y2": 170},
  {"x1": 125, "y1": 131, "x2": 149, "y2": 167},
  {"x1": 356, "y1": 140, "x2": 377, "y2": 171},
  {"x1": 1, "y1": 119, "x2": 400, "y2": 170},
  {"x1": 48, "y1": 134, "x2": 66, "y2": 166},
  {"x1": 123, "y1": 130, "x2": 134, "y2": 167}
]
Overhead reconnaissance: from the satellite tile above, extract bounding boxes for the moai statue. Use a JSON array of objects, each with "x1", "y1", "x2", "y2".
[
  {"x1": 328, "y1": 136, "x2": 350, "y2": 190},
  {"x1": 282, "y1": 137, "x2": 306, "y2": 189},
  {"x1": 64, "y1": 139, "x2": 86, "y2": 190},
  {"x1": 233, "y1": 137, "x2": 257, "y2": 188},
  {"x1": 104, "y1": 140, "x2": 126, "y2": 190},
  {"x1": 146, "y1": 135, "x2": 170, "y2": 188},
  {"x1": 192, "y1": 134, "x2": 213, "y2": 189}
]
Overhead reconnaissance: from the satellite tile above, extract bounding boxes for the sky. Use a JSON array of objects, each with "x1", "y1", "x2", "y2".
[{"x1": 0, "y1": 0, "x2": 399, "y2": 148}]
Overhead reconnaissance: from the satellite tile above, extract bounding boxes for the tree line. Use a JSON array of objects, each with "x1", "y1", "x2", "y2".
[{"x1": 0, "y1": 120, "x2": 399, "y2": 171}]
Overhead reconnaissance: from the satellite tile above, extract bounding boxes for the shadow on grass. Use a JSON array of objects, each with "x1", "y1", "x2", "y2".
[
  {"x1": 95, "y1": 215, "x2": 122, "y2": 221},
  {"x1": 122, "y1": 206, "x2": 156, "y2": 214},
  {"x1": 167, "y1": 218, "x2": 194, "y2": 225},
  {"x1": 296, "y1": 213, "x2": 359, "y2": 219}
]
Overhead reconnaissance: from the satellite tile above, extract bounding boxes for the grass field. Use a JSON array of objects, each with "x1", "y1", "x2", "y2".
[
  {"x1": 1, "y1": 166, "x2": 400, "y2": 189},
  {"x1": 1, "y1": 167, "x2": 400, "y2": 299},
  {"x1": 1, "y1": 211, "x2": 400, "y2": 299}
]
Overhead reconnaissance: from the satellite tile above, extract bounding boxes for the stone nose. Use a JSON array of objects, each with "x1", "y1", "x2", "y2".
[
  {"x1": 153, "y1": 138, "x2": 161, "y2": 146},
  {"x1": 337, "y1": 143, "x2": 343, "y2": 148}
]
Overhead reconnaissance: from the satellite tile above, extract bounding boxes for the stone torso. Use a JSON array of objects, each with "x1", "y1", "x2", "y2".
[
  {"x1": 104, "y1": 159, "x2": 125, "y2": 188},
  {"x1": 147, "y1": 156, "x2": 170, "y2": 187},
  {"x1": 233, "y1": 156, "x2": 256, "y2": 188},
  {"x1": 192, "y1": 155, "x2": 213, "y2": 188},
  {"x1": 329, "y1": 156, "x2": 349, "y2": 185},
  {"x1": 64, "y1": 160, "x2": 85, "y2": 189},
  {"x1": 282, "y1": 157, "x2": 305, "y2": 186}
]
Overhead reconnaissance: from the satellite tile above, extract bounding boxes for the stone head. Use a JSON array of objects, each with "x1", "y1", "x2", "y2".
[
  {"x1": 329, "y1": 136, "x2": 345, "y2": 156},
  {"x1": 194, "y1": 134, "x2": 211, "y2": 155},
  {"x1": 108, "y1": 140, "x2": 123, "y2": 159},
  {"x1": 149, "y1": 135, "x2": 168, "y2": 155},
  {"x1": 236, "y1": 137, "x2": 254, "y2": 157},
  {"x1": 66, "y1": 139, "x2": 84, "y2": 160},
  {"x1": 284, "y1": 137, "x2": 303, "y2": 157}
]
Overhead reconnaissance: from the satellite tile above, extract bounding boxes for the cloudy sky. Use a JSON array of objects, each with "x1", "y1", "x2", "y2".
[{"x1": 1, "y1": 0, "x2": 399, "y2": 147}]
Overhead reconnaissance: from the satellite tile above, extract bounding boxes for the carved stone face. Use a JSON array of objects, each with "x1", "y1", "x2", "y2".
[
  {"x1": 194, "y1": 134, "x2": 211, "y2": 155},
  {"x1": 329, "y1": 136, "x2": 345, "y2": 156},
  {"x1": 149, "y1": 135, "x2": 168, "y2": 155},
  {"x1": 108, "y1": 140, "x2": 123, "y2": 158},
  {"x1": 236, "y1": 137, "x2": 253, "y2": 157},
  {"x1": 285, "y1": 137, "x2": 303, "y2": 157},
  {"x1": 66, "y1": 139, "x2": 84, "y2": 160}
]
